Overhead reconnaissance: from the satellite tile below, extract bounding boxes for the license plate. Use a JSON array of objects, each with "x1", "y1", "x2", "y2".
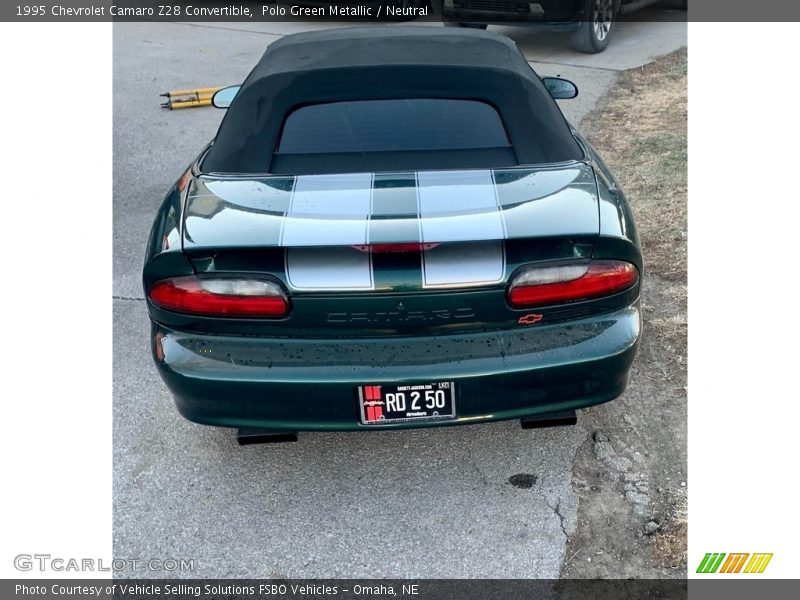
[{"x1": 358, "y1": 382, "x2": 456, "y2": 425}]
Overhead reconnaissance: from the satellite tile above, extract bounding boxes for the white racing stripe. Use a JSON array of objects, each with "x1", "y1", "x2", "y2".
[
  {"x1": 286, "y1": 247, "x2": 373, "y2": 290},
  {"x1": 422, "y1": 241, "x2": 506, "y2": 288},
  {"x1": 283, "y1": 173, "x2": 375, "y2": 290},
  {"x1": 280, "y1": 173, "x2": 373, "y2": 246},
  {"x1": 416, "y1": 170, "x2": 505, "y2": 242}
]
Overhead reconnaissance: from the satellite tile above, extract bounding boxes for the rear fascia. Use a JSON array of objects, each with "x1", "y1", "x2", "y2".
[{"x1": 152, "y1": 303, "x2": 640, "y2": 431}]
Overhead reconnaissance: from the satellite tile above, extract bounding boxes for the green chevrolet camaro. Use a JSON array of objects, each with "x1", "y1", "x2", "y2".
[{"x1": 143, "y1": 27, "x2": 641, "y2": 444}]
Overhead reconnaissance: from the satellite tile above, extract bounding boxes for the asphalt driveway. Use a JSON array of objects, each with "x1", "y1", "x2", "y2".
[{"x1": 113, "y1": 14, "x2": 686, "y2": 578}]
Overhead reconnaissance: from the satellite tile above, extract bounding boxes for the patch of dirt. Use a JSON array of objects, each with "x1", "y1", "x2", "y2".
[{"x1": 562, "y1": 48, "x2": 687, "y2": 579}]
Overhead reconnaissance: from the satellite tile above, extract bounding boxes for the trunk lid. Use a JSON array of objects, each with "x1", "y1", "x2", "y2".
[{"x1": 179, "y1": 164, "x2": 601, "y2": 337}]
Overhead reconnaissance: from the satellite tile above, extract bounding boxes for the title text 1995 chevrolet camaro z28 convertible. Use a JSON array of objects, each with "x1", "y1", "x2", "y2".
[{"x1": 143, "y1": 27, "x2": 641, "y2": 444}]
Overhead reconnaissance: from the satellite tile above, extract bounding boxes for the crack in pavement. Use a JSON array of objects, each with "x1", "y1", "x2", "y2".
[
  {"x1": 528, "y1": 59, "x2": 623, "y2": 73},
  {"x1": 159, "y1": 21, "x2": 286, "y2": 37},
  {"x1": 539, "y1": 491, "x2": 569, "y2": 539}
]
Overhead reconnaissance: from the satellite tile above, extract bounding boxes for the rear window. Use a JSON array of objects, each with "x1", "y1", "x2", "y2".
[{"x1": 277, "y1": 99, "x2": 510, "y2": 154}]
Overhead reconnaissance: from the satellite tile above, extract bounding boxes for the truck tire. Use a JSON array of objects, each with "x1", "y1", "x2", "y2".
[{"x1": 570, "y1": 0, "x2": 616, "y2": 54}]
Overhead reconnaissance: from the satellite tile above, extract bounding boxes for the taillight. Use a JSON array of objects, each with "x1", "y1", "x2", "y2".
[
  {"x1": 508, "y1": 260, "x2": 638, "y2": 308},
  {"x1": 149, "y1": 276, "x2": 290, "y2": 318}
]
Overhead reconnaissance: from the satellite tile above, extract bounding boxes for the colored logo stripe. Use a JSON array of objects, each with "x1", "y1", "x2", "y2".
[
  {"x1": 719, "y1": 553, "x2": 749, "y2": 573},
  {"x1": 697, "y1": 552, "x2": 772, "y2": 574},
  {"x1": 744, "y1": 553, "x2": 773, "y2": 574},
  {"x1": 697, "y1": 553, "x2": 726, "y2": 573}
]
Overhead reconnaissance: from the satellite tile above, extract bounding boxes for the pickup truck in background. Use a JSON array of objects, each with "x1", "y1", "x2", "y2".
[{"x1": 439, "y1": 0, "x2": 685, "y2": 53}]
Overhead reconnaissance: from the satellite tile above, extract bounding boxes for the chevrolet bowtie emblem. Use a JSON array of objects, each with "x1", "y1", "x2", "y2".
[{"x1": 518, "y1": 313, "x2": 544, "y2": 326}]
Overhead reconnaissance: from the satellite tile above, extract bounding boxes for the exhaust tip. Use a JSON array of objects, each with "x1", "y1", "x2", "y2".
[
  {"x1": 520, "y1": 410, "x2": 577, "y2": 430},
  {"x1": 236, "y1": 428, "x2": 298, "y2": 445}
]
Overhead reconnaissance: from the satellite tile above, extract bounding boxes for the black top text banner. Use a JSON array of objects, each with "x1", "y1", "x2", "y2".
[{"x1": 2, "y1": 0, "x2": 797, "y2": 23}]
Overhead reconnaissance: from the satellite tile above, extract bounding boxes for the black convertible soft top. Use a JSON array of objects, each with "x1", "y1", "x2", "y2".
[{"x1": 201, "y1": 27, "x2": 584, "y2": 174}]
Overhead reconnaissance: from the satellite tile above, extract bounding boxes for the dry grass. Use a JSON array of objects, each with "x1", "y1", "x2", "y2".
[
  {"x1": 587, "y1": 49, "x2": 688, "y2": 361},
  {"x1": 581, "y1": 50, "x2": 688, "y2": 573},
  {"x1": 586, "y1": 48, "x2": 688, "y2": 284},
  {"x1": 653, "y1": 486, "x2": 688, "y2": 570}
]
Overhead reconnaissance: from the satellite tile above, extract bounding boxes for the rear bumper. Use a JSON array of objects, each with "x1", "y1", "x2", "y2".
[{"x1": 151, "y1": 303, "x2": 640, "y2": 431}]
